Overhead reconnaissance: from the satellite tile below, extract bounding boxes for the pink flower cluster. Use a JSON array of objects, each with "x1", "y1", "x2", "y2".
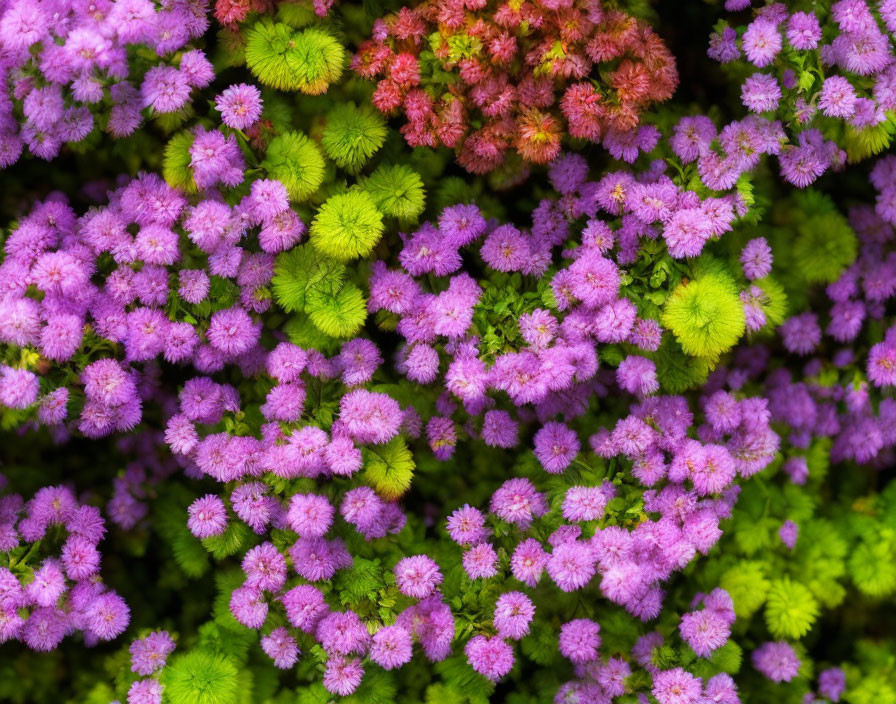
[
  {"x1": 711, "y1": 0, "x2": 896, "y2": 172},
  {"x1": 0, "y1": 0, "x2": 213, "y2": 165},
  {"x1": 0, "y1": 483, "x2": 129, "y2": 651},
  {"x1": 353, "y1": 0, "x2": 677, "y2": 172}
]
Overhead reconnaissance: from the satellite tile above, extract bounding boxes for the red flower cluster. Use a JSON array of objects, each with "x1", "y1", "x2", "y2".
[
  {"x1": 215, "y1": 0, "x2": 273, "y2": 26},
  {"x1": 353, "y1": 0, "x2": 678, "y2": 173}
]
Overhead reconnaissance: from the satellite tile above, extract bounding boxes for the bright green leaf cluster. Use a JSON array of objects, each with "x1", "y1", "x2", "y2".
[
  {"x1": 322, "y1": 103, "x2": 388, "y2": 173},
  {"x1": 245, "y1": 21, "x2": 345, "y2": 95},
  {"x1": 310, "y1": 190, "x2": 384, "y2": 261},
  {"x1": 662, "y1": 272, "x2": 746, "y2": 360},
  {"x1": 261, "y1": 131, "x2": 326, "y2": 202}
]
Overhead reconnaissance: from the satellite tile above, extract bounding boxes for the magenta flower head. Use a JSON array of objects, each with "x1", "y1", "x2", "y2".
[
  {"x1": 186, "y1": 495, "x2": 227, "y2": 539},
  {"x1": 215, "y1": 83, "x2": 263, "y2": 130},
  {"x1": 317, "y1": 610, "x2": 370, "y2": 656},
  {"x1": 261, "y1": 627, "x2": 299, "y2": 669},
  {"x1": 460, "y1": 540, "x2": 498, "y2": 580},
  {"x1": 753, "y1": 641, "x2": 801, "y2": 682},
  {"x1": 323, "y1": 654, "x2": 364, "y2": 695},
  {"x1": 370, "y1": 625, "x2": 413, "y2": 670},
  {"x1": 818, "y1": 667, "x2": 846, "y2": 702},
  {"x1": 85, "y1": 592, "x2": 130, "y2": 641},
  {"x1": 130, "y1": 631, "x2": 176, "y2": 675},
  {"x1": 493, "y1": 592, "x2": 534, "y2": 640},
  {"x1": 446, "y1": 504, "x2": 487, "y2": 546},
  {"x1": 128, "y1": 679, "x2": 163, "y2": 704},
  {"x1": 534, "y1": 422, "x2": 580, "y2": 473},
  {"x1": 465, "y1": 635, "x2": 514, "y2": 681},
  {"x1": 395, "y1": 555, "x2": 443, "y2": 599},
  {"x1": 287, "y1": 493, "x2": 334, "y2": 539},
  {"x1": 559, "y1": 619, "x2": 601, "y2": 663},
  {"x1": 0, "y1": 366, "x2": 39, "y2": 409},
  {"x1": 652, "y1": 667, "x2": 703, "y2": 704}
]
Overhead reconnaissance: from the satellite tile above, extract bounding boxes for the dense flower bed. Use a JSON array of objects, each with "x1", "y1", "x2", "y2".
[{"x1": 0, "y1": 1, "x2": 895, "y2": 704}]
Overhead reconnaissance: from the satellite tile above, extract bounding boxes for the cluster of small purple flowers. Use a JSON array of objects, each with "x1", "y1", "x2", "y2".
[
  {"x1": 0, "y1": 172, "x2": 306, "y2": 438},
  {"x1": 443, "y1": 385, "x2": 777, "y2": 690},
  {"x1": 127, "y1": 630, "x2": 175, "y2": 703},
  {"x1": 0, "y1": 0, "x2": 213, "y2": 165},
  {"x1": 711, "y1": 0, "x2": 896, "y2": 174},
  {"x1": 0, "y1": 481, "x2": 129, "y2": 651}
]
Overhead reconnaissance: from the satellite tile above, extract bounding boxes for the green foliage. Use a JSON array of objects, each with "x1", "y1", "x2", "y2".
[
  {"x1": 332, "y1": 557, "x2": 385, "y2": 606},
  {"x1": 720, "y1": 560, "x2": 769, "y2": 618},
  {"x1": 245, "y1": 21, "x2": 345, "y2": 94},
  {"x1": 790, "y1": 190, "x2": 857, "y2": 284},
  {"x1": 271, "y1": 244, "x2": 346, "y2": 313},
  {"x1": 753, "y1": 276, "x2": 789, "y2": 329},
  {"x1": 163, "y1": 131, "x2": 197, "y2": 193},
  {"x1": 653, "y1": 334, "x2": 713, "y2": 393},
  {"x1": 262, "y1": 131, "x2": 326, "y2": 202},
  {"x1": 321, "y1": 103, "x2": 387, "y2": 173},
  {"x1": 202, "y1": 521, "x2": 253, "y2": 560},
  {"x1": 306, "y1": 281, "x2": 368, "y2": 338},
  {"x1": 362, "y1": 164, "x2": 426, "y2": 221},
  {"x1": 841, "y1": 113, "x2": 896, "y2": 162},
  {"x1": 163, "y1": 650, "x2": 239, "y2": 704},
  {"x1": 662, "y1": 272, "x2": 745, "y2": 360},
  {"x1": 310, "y1": 190, "x2": 384, "y2": 261},
  {"x1": 765, "y1": 577, "x2": 819, "y2": 639},
  {"x1": 154, "y1": 494, "x2": 209, "y2": 578},
  {"x1": 363, "y1": 436, "x2": 415, "y2": 499},
  {"x1": 849, "y1": 537, "x2": 896, "y2": 597}
]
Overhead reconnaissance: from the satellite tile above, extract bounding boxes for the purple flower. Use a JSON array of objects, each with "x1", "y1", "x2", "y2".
[
  {"x1": 617, "y1": 356, "x2": 659, "y2": 396},
  {"x1": 282, "y1": 585, "x2": 329, "y2": 633},
  {"x1": 752, "y1": 641, "x2": 801, "y2": 682},
  {"x1": 481, "y1": 410, "x2": 518, "y2": 448},
  {"x1": 287, "y1": 493, "x2": 334, "y2": 539},
  {"x1": 323, "y1": 654, "x2": 364, "y2": 696},
  {"x1": 317, "y1": 610, "x2": 370, "y2": 656},
  {"x1": 85, "y1": 592, "x2": 130, "y2": 641},
  {"x1": 463, "y1": 543, "x2": 499, "y2": 579},
  {"x1": 818, "y1": 667, "x2": 846, "y2": 702},
  {"x1": 0, "y1": 366, "x2": 38, "y2": 409},
  {"x1": 206, "y1": 306, "x2": 259, "y2": 356},
  {"x1": 741, "y1": 73, "x2": 781, "y2": 113},
  {"x1": 395, "y1": 555, "x2": 443, "y2": 599},
  {"x1": 216, "y1": 84, "x2": 263, "y2": 130},
  {"x1": 533, "y1": 422, "x2": 580, "y2": 473},
  {"x1": 130, "y1": 631, "x2": 176, "y2": 675},
  {"x1": 141, "y1": 66, "x2": 191, "y2": 113},
  {"x1": 742, "y1": 19, "x2": 782, "y2": 68},
  {"x1": 510, "y1": 539, "x2": 548, "y2": 588},
  {"x1": 186, "y1": 495, "x2": 227, "y2": 539},
  {"x1": 446, "y1": 505, "x2": 487, "y2": 545},
  {"x1": 562, "y1": 485, "x2": 611, "y2": 522},
  {"x1": 547, "y1": 542, "x2": 596, "y2": 592},
  {"x1": 819, "y1": 76, "x2": 857, "y2": 119},
  {"x1": 740, "y1": 237, "x2": 773, "y2": 280},
  {"x1": 779, "y1": 519, "x2": 799, "y2": 549},
  {"x1": 230, "y1": 585, "x2": 268, "y2": 628},
  {"x1": 652, "y1": 668, "x2": 702, "y2": 704},
  {"x1": 261, "y1": 627, "x2": 299, "y2": 669},
  {"x1": 679, "y1": 607, "x2": 731, "y2": 657},
  {"x1": 242, "y1": 542, "x2": 287, "y2": 592},
  {"x1": 465, "y1": 635, "x2": 514, "y2": 681},
  {"x1": 370, "y1": 625, "x2": 413, "y2": 670},
  {"x1": 787, "y1": 11, "x2": 822, "y2": 50},
  {"x1": 559, "y1": 619, "x2": 601, "y2": 663},
  {"x1": 493, "y1": 591, "x2": 534, "y2": 640},
  {"x1": 780, "y1": 313, "x2": 821, "y2": 355},
  {"x1": 128, "y1": 679, "x2": 162, "y2": 704},
  {"x1": 339, "y1": 389, "x2": 402, "y2": 445}
]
